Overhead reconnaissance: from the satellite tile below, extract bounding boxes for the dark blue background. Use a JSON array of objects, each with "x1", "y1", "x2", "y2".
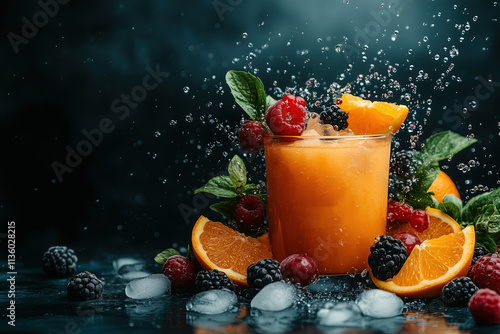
[{"x1": 1, "y1": 0, "x2": 499, "y2": 259}]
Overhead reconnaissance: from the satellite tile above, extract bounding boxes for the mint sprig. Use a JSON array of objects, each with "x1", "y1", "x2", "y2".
[
  {"x1": 226, "y1": 70, "x2": 267, "y2": 120},
  {"x1": 397, "y1": 131, "x2": 477, "y2": 209},
  {"x1": 154, "y1": 248, "x2": 181, "y2": 265},
  {"x1": 195, "y1": 155, "x2": 266, "y2": 220}
]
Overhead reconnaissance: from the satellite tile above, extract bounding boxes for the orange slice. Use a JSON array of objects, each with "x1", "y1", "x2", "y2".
[
  {"x1": 428, "y1": 170, "x2": 461, "y2": 202},
  {"x1": 339, "y1": 93, "x2": 409, "y2": 135},
  {"x1": 191, "y1": 215, "x2": 273, "y2": 287},
  {"x1": 387, "y1": 207, "x2": 462, "y2": 241},
  {"x1": 371, "y1": 225, "x2": 475, "y2": 298}
]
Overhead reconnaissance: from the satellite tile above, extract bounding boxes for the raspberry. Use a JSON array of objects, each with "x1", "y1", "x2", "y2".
[
  {"x1": 368, "y1": 235, "x2": 408, "y2": 281},
  {"x1": 393, "y1": 232, "x2": 421, "y2": 255},
  {"x1": 67, "y1": 271, "x2": 103, "y2": 301},
  {"x1": 195, "y1": 269, "x2": 235, "y2": 292},
  {"x1": 238, "y1": 120, "x2": 267, "y2": 153},
  {"x1": 441, "y1": 277, "x2": 478, "y2": 307},
  {"x1": 319, "y1": 104, "x2": 349, "y2": 130},
  {"x1": 391, "y1": 150, "x2": 414, "y2": 178},
  {"x1": 162, "y1": 255, "x2": 197, "y2": 292},
  {"x1": 387, "y1": 200, "x2": 412, "y2": 223},
  {"x1": 247, "y1": 258, "x2": 282, "y2": 296},
  {"x1": 469, "y1": 253, "x2": 500, "y2": 295},
  {"x1": 410, "y1": 209, "x2": 429, "y2": 232},
  {"x1": 468, "y1": 289, "x2": 500, "y2": 325},
  {"x1": 233, "y1": 195, "x2": 266, "y2": 230},
  {"x1": 265, "y1": 94, "x2": 307, "y2": 136},
  {"x1": 280, "y1": 253, "x2": 319, "y2": 287},
  {"x1": 42, "y1": 246, "x2": 78, "y2": 277}
]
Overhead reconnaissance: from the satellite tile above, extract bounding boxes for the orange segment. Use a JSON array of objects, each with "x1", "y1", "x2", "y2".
[
  {"x1": 387, "y1": 207, "x2": 462, "y2": 241},
  {"x1": 371, "y1": 225, "x2": 475, "y2": 298},
  {"x1": 339, "y1": 93, "x2": 409, "y2": 135},
  {"x1": 191, "y1": 215, "x2": 273, "y2": 287},
  {"x1": 428, "y1": 170, "x2": 461, "y2": 202}
]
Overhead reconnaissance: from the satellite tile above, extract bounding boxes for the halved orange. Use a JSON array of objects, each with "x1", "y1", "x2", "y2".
[
  {"x1": 371, "y1": 225, "x2": 475, "y2": 298},
  {"x1": 191, "y1": 215, "x2": 273, "y2": 287},
  {"x1": 387, "y1": 207, "x2": 462, "y2": 241},
  {"x1": 339, "y1": 93, "x2": 409, "y2": 135},
  {"x1": 428, "y1": 170, "x2": 461, "y2": 202}
]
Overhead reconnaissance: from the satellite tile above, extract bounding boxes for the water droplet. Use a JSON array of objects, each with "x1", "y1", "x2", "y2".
[
  {"x1": 154, "y1": 131, "x2": 161, "y2": 137},
  {"x1": 183, "y1": 86, "x2": 190, "y2": 94},
  {"x1": 170, "y1": 120, "x2": 177, "y2": 126},
  {"x1": 242, "y1": 32, "x2": 247, "y2": 38},
  {"x1": 449, "y1": 46, "x2": 459, "y2": 58},
  {"x1": 335, "y1": 44, "x2": 342, "y2": 53},
  {"x1": 434, "y1": 54, "x2": 440, "y2": 60}
]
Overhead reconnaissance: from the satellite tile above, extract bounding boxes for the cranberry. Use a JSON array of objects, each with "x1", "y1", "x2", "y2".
[
  {"x1": 393, "y1": 232, "x2": 421, "y2": 255},
  {"x1": 410, "y1": 209, "x2": 429, "y2": 232},
  {"x1": 387, "y1": 200, "x2": 412, "y2": 223},
  {"x1": 233, "y1": 195, "x2": 266, "y2": 230},
  {"x1": 162, "y1": 255, "x2": 197, "y2": 292},
  {"x1": 280, "y1": 253, "x2": 319, "y2": 286}
]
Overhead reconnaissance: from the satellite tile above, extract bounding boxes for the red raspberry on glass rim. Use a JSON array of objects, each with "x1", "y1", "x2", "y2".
[
  {"x1": 238, "y1": 120, "x2": 268, "y2": 153},
  {"x1": 265, "y1": 94, "x2": 307, "y2": 136}
]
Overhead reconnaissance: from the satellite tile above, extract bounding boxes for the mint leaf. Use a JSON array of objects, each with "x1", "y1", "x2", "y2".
[
  {"x1": 462, "y1": 188, "x2": 500, "y2": 223},
  {"x1": 226, "y1": 70, "x2": 267, "y2": 120},
  {"x1": 265, "y1": 95, "x2": 278, "y2": 111},
  {"x1": 210, "y1": 199, "x2": 238, "y2": 220},
  {"x1": 443, "y1": 194, "x2": 463, "y2": 210},
  {"x1": 399, "y1": 161, "x2": 440, "y2": 209},
  {"x1": 228, "y1": 155, "x2": 247, "y2": 191},
  {"x1": 242, "y1": 183, "x2": 260, "y2": 194},
  {"x1": 475, "y1": 233, "x2": 498, "y2": 254},
  {"x1": 413, "y1": 131, "x2": 477, "y2": 164},
  {"x1": 194, "y1": 175, "x2": 238, "y2": 198},
  {"x1": 437, "y1": 202, "x2": 462, "y2": 221},
  {"x1": 154, "y1": 248, "x2": 180, "y2": 265}
]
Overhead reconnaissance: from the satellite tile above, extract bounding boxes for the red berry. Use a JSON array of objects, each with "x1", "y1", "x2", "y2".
[
  {"x1": 470, "y1": 253, "x2": 500, "y2": 295},
  {"x1": 468, "y1": 288, "x2": 500, "y2": 325},
  {"x1": 387, "y1": 200, "x2": 412, "y2": 223},
  {"x1": 162, "y1": 255, "x2": 196, "y2": 292},
  {"x1": 265, "y1": 94, "x2": 307, "y2": 136},
  {"x1": 393, "y1": 232, "x2": 421, "y2": 255},
  {"x1": 410, "y1": 209, "x2": 429, "y2": 232},
  {"x1": 238, "y1": 120, "x2": 268, "y2": 153},
  {"x1": 233, "y1": 195, "x2": 266, "y2": 230},
  {"x1": 280, "y1": 253, "x2": 319, "y2": 286},
  {"x1": 295, "y1": 96, "x2": 306, "y2": 107}
]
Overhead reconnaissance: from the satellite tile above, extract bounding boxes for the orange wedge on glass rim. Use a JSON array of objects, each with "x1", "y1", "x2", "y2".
[
  {"x1": 191, "y1": 215, "x2": 273, "y2": 287},
  {"x1": 370, "y1": 225, "x2": 475, "y2": 298},
  {"x1": 387, "y1": 207, "x2": 462, "y2": 241},
  {"x1": 339, "y1": 93, "x2": 409, "y2": 135}
]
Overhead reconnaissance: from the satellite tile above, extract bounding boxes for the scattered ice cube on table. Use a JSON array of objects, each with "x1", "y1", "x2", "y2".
[
  {"x1": 356, "y1": 289, "x2": 404, "y2": 318},
  {"x1": 125, "y1": 274, "x2": 171, "y2": 299},
  {"x1": 186, "y1": 289, "x2": 238, "y2": 314},
  {"x1": 118, "y1": 263, "x2": 151, "y2": 281},
  {"x1": 113, "y1": 257, "x2": 144, "y2": 272},
  {"x1": 251, "y1": 281, "x2": 297, "y2": 311},
  {"x1": 316, "y1": 302, "x2": 364, "y2": 327},
  {"x1": 121, "y1": 271, "x2": 151, "y2": 281}
]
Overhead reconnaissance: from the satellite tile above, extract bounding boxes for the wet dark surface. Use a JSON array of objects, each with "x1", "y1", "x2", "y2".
[{"x1": 1, "y1": 257, "x2": 499, "y2": 334}]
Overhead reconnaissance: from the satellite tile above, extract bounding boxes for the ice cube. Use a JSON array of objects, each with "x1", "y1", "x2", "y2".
[
  {"x1": 249, "y1": 308, "x2": 300, "y2": 333},
  {"x1": 301, "y1": 128, "x2": 321, "y2": 137},
  {"x1": 251, "y1": 281, "x2": 297, "y2": 311},
  {"x1": 356, "y1": 289, "x2": 404, "y2": 318},
  {"x1": 186, "y1": 289, "x2": 239, "y2": 314},
  {"x1": 125, "y1": 274, "x2": 171, "y2": 299},
  {"x1": 305, "y1": 112, "x2": 322, "y2": 131},
  {"x1": 121, "y1": 271, "x2": 151, "y2": 281},
  {"x1": 117, "y1": 263, "x2": 151, "y2": 281},
  {"x1": 316, "y1": 302, "x2": 364, "y2": 327},
  {"x1": 113, "y1": 257, "x2": 144, "y2": 272}
]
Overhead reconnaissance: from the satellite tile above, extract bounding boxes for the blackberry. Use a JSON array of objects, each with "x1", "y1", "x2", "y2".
[
  {"x1": 67, "y1": 271, "x2": 103, "y2": 301},
  {"x1": 319, "y1": 104, "x2": 349, "y2": 130},
  {"x1": 472, "y1": 246, "x2": 488, "y2": 266},
  {"x1": 368, "y1": 235, "x2": 408, "y2": 281},
  {"x1": 391, "y1": 150, "x2": 414, "y2": 178},
  {"x1": 42, "y1": 246, "x2": 78, "y2": 277},
  {"x1": 195, "y1": 269, "x2": 235, "y2": 292},
  {"x1": 247, "y1": 258, "x2": 282, "y2": 296},
  {"x1": 441, "y1": 277, "x2": 478, "y2": 307}
]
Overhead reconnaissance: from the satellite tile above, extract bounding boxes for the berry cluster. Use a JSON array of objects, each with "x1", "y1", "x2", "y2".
[
  {"x1": 387, "y1": 200, "x2": 429, "y2": 232},
  {"x1": 368, "y1": 235, "x2": 408, "y2": 281},
  {"x1": 319, "y1": 104, "x2": 349, "y2": 130},
  {"x1": 390, "y1": 150, "x2": 414, "y2": 178}
]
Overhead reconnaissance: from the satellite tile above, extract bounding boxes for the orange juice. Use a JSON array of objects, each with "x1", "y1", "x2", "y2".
[{"x1": 264, "y1": 134, "x2": 391, "y2": 274}]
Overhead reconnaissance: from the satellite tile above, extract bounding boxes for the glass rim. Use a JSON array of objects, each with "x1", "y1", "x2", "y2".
[{"x1": 266, "y1": 133, "x2": 392, "y2": 141}]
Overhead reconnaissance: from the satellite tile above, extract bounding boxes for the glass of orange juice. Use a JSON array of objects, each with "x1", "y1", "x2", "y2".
[{"x1": 264, "y1": 133, "x2": 392, "y2": 275}]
